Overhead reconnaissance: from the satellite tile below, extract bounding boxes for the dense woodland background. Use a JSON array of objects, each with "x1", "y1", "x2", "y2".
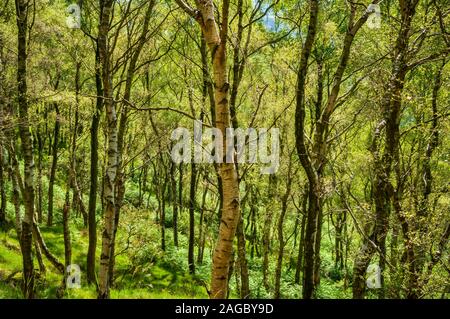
[{"x1": 0, "y1": 0, "x2": 449, "y2": 299}]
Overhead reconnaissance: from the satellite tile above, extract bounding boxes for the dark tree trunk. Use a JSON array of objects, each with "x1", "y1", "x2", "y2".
[
  {"x1": 34, "y1": 237, "x2": 45, "y2": 274},
  {"x1": 294, "y1": 0, "x2": 319, "y2": 299},
  {"x1": 313, "y1": 199, "x2": 324, "y2": 288},
  {"x1": 71, "y1": 62, "x2": 87, "y2": 227},
  {"x1": 295, "y1": 0, "x2": 374, "y2": 298},
  {"x1": 47, "y1": 102, "x2": 60, "y2": 227},
  {"x1": 0, "y1": 145, "x2": 5, "y2": 225},
  {"x1": 197, "y1": 173, "x2": 208, "y2": 264},
  {"x1": 63, "y1": 190, "x2": 72, "y2": 268},
  {"x1": 178, "y1": 163, "x2": 183, "y2": 234},
  {"x1": 33, "y1": 222, "x2": 65, "y2": 274},
  {"x1": 407, "y1": 59, "x2": 445, "y2": 299},
  {"x1": 0, "y1": 31, "x2": 5, "y2": 225},
  {"x1": 8, "y1": 146, "x2": 22, "y2": 240},
  {"x1": 262, "y1": 174, "x2": 276, "y2": 290},
  {"x1": 302, "y1": 184, "x2": 321, "y2": 299},
  {"x1": 236, "y1": 214, "x2": 250, "y2": 298},
  {"x1": 274, "y1": 201, "x2": 287, "y2": 299},
  {"x1": 87, "y1": 45, "x2": 103, "y2": 285},
  {"x1": 15, "y1": 0, "x2": 35, "y2": 299},
  {"x1": 36, "y1": 131, "x2": 43, "y2": 224},
  {"x1": 294, "y1": 210, "x2": 306, "y2": 284},
  {"x1": 248, "y1": 191, "x2": 259, "y2": 259},
  {"x1": 353, "y1": 0, "x2": 418, "y2": 299},
  {"x1": 188, "y1": 161, "x2": 197, "y2": 274},
  {"x1": 274, "y1": 166, "x2": 293, "y2": 298},
  {"x1": 160, "y1": 176, "x2": 167, "y2": 251},
  {"x1": 171, "y1": 160, "x2": 179, "y2": 247}
]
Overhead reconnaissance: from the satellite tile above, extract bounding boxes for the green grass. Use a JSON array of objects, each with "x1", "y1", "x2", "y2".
[
  {"x1": 0, "y1": 199, "x2": 355, "y2": 299},
  {"x1": 0, "y1": 214, "x2": 209, "y2": 299},
  {"x1": 0, "y1": 220, "x2": 359, "y2": 299},
  {"x1": 0, "y1": 229, "x2": 24, "y2": 298}
]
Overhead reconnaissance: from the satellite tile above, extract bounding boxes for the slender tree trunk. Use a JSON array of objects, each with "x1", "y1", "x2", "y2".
[
  {"x1": 0, "y1": 32, "x2": 4, "y2": 226},
  {"x1": 9, "y1": 151, "x2": 22, "y2": 241},
  {"x1": 34, "y1": 237, "x2": 45, "y2": 274},
  {"x1": 0, "y1": 145, "x2": 5, "y2": 225},
  {"x1": 33, "y1": 222, "x2": 65, "y2": 273},
  {"x1": 226, "y1": 0, "x2": 251, "y2": 293},
  {"x1": 47, "y1": 102, "x2": 60, "y2": 227},
  {"x1": 57, "y1": 195, "x2": 70, "y2": 298},
  {"x1": 353, "y1": 0, "x2": 418, "y2": 298},
  {"x1": 197, "y1": 174, "x2": 208, "y2": 264},
  {"x1": 295, "y1": 209, "x2": 306, "y2": 284},
  {"x1": 249, "y1": 192, "x2": 259, "y2": 259},
  {"x1": 302, "y1": 184, "x2": 321, "y2": 298},
  {"x1": 407, "y1": 59, "x2": 444, "y2": 299},
  {"x1": 109, "y1": 1, "x2": 155, "y2": 284},
  {"x1": 63, "y1": 190, "x2": 72, "y2": 267},
  {"x1": 160, "y1": 177, "x2": 167, "y2": 251},
  {"x1": 236, "y1": 214, "x2": 250, "y2": 298},
  {"x1": 36, "y1": 131, "x2": 43, "y2": 224},
  {"x1": 262, "y1": 175, "x2": 276, "y2": 290},
  {"x1": 313, "y1": 199, "x2": 324, "y2": 288},
  {"x1": 87, "y1": 45, "x2": 102, "y2": 285},
  {"x1": 191, "y1": 0, "x2": 241, "y2": 299},
  {"x1": 15, "y1": 0, "x2": 35, "y2": 299},
  {"x1": 71, "y1": 62, "x2": 87, "y2": 227},
  {"x1": 274, "y1": 204, "x2": 286, "y2": 299},
  {"x1": 188, "y1": 161, "x2": 197, "y2": 274},
  {"x1": 33, "y1": 182, "x2": 45, "y2": 275},
  {"x1": 294, "y1": 0, "x2": 319, "y2": 299},
  {"x1": 295, "y1": 0, "x2": 376, "y2": 298},
  {"x1": 274, "y1": 168, "x2": 293, "y2": 298},
  {"x1": 98, "y1": 0, "x2": 119, "y2": 299},
  {"x1": 178, "y1": 163, "x2": 183, "y2": 231},
  {"x1": 86, "y1": 48, "x2": 103, "y2": 283},
  {"x1": 8, "y1": 136, "x2": 23, "y2": 239},
  {"x1": 171, "y1": 160, "x2": 179, "y2": 247},
  {"x1": 332, "y1": 202, "x2": 346, "y2": 271}
]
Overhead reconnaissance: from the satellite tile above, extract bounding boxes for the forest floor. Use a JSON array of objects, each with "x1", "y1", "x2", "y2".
[
  {"x1": 0, "y1": 214, "x2": 354, "y2": 299},
  {"x1": 0, "y1": 220, "x2": 209, "y2": 299},
  {"x1": 0, "y1": 184, "x2": 354, "y2": 299}
]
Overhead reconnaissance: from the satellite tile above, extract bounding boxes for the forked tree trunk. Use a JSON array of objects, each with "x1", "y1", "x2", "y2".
[
  {"x1": 176, "y1": 0, "x2": 240, "y2": 298},
  {"x1": 295, "y1": 0, "x2": 378, "y2": 298},
  {"x1": 109, "y1": 1, "x2": 155, "y2": 285}
]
